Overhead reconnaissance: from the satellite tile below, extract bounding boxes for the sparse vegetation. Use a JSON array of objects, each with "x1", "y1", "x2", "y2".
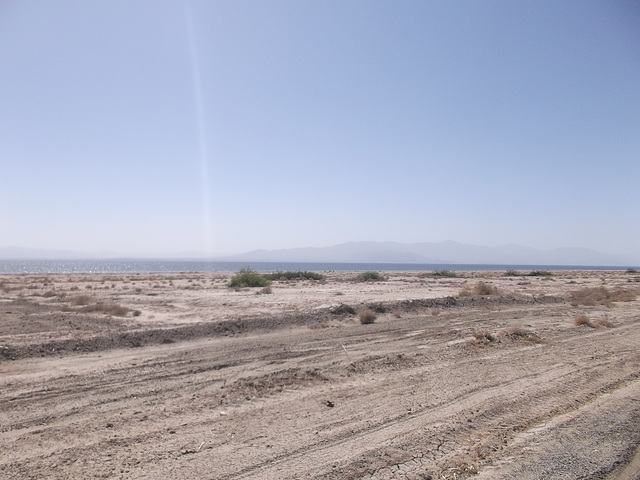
[
  {"x1": 354, "y1": 271, "x2": 384, "y2": 282},
  {"x1": 78, "y1": 302, "x2": 132, "y2": 316},
  {"x1": 529, "y1": 270, "x2": 553, "y2": 277},
  {"x1": 569, "y1": 286, "x2": 638, "y2": 307},
  {"x1": 594, "y1": 316, "x2": 614, "y2": 328},
  {"x1": 458, "y1": 281, "x2": 498, "y2": 297},
  {"x1": 432, "y1": 270, "x2": 457, "y2": 278},
  {"x1": 499, "y1": 326, "x2": 548, "y2": 344},
  {"x1": 574, "y1": 314, "x2": 594, "y2": 327},
  {"x1": 473, "y1": 281, "x2": 498, "y2": 295},
  {"x1": 264, "y1": 271, "x2": 324, "y2": 281},
  {"x1": 505, "y1": 269, "x2": 521, "y2": 277},
  {"x1": 626, "y1": 268, "x2": 638, "y2": 274},
  {"x1": 227, "y1": 268, "x2": 268, "y2": 288},
  {"x1": 70, "y1": 295, "x2": 93, "y2": 306},
  {"x1": 473, "y1": 330, "x2": 495, "y2": 343},
  {"x1": 358, "y1": 307, "x2": 377, "y2": 324}
]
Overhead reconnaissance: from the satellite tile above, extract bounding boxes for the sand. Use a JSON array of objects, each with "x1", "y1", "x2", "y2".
[{"x1": 1, "y1": 269, "x2": 639, "y2": 479}]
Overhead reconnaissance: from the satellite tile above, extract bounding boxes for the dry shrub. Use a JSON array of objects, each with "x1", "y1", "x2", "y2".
[
  {"x1": 42, "y1": 290, "x2": 57, "y2": 298},
  {"x1": 260, "y1": 284, "x2": 273, "y2": 294},
  {"x1": 358, "y1": 307, "x2": 377, "y2": 324},
  {"x1": 79, "y1": 303, "x2": 131, "y2": 316},
  {"x1": 457, "y1": 282, "x2": 498, "y2": 297},
  {"x1": 473, "y1": 281, "x2": 498, "y2": 295},
  {"x1": 500, "y1": 326, "x2": 549, "y2": 344},
  {"x1": 473, "y1": 331, "x2": 495, "y2": 343},
  {"x1": 431, "y1": 308, "x2": 441, "y2": 316},
  {"x1": 593, "y1": 317, "x2": 614, "y2": 328},
  {"x1": 574, "y1": 314, "x2": 595, "y2": 327},
  {"x1": 70, "y1": 295, "x2": 92, "y2": 306},
  {"x1": 569, "y1": 286, "x2": 637, "y2": 307}
]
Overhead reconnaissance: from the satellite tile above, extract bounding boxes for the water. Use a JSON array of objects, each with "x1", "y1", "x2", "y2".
[{"x1": 0, "y1": 259, "x2": 628, "y2": 275}]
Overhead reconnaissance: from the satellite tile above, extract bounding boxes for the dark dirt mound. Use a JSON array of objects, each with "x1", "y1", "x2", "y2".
[{"x1": 0, "y1": 294, "x2": 565, "y2": 361}]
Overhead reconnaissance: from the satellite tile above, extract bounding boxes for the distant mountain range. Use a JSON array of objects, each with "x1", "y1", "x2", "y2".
[
  {"x1": 217, "y1": 241, "x2": 636, "y2": 266},
  {"x1": 1, "y1": 241, "x2": 637, "y2": 266}
]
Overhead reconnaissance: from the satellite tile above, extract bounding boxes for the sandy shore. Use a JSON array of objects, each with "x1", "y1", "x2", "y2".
[{"x1": 1, "y1": 269, "x2": 639, "y2": 478}]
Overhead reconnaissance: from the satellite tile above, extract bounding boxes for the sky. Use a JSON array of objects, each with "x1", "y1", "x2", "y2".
[{"x1": 1, "y1": 1, "x2": 639, "y2": 258}]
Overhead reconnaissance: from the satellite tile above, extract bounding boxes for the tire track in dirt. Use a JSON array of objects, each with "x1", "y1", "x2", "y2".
[{"x1": 231, "y1": 348, "x2": 640, "y2": 480}]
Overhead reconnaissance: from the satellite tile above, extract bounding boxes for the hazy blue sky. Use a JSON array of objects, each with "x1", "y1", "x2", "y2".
[{"x1": 2, "y1": 1, "x2": 639, "y2": 257}]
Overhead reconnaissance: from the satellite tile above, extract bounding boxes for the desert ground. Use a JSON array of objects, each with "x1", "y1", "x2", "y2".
[{"x1": 1, "y1": 269, "x2": 639, "y2": 479}]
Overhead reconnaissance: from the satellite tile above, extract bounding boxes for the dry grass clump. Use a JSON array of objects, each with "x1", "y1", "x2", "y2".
[
  {"x1": 69, "y1": 295, "x2": 93, "y2": 306},
  {"x1": 473, "y1": 331, "x2": 495, "y2": 343},
  {"x1": 574, "y1": 314, "x2": 595, "y2": 327},
  {"x1": 358, "y1": 307, "x2": 377, "y2": 324},
  {"x1": 569, "y1": 286, "x2": 638, "y2": 307},
  {"x1": 474, "y1": 281, "x2": 498, "y2": 295},
  {"x1": 79, "y1": 303, "x2": 132, "y2": 316},
  {"x1": 500, "y1": 326, "x2": 549, "y2": 344},
  {"x1": 593, "y1": 316, "x2": 614, "y2": 328},
  {"x1": 459, "y1": 281, "x2": 498, "y2": 297},
  {"x1": 66, "y1": 294, "x2": 132, "y2": 316}
]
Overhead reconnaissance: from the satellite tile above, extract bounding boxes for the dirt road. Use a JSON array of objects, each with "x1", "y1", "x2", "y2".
[{"x1": 1, "y1": 270, "x2": 639, "y2": 479}]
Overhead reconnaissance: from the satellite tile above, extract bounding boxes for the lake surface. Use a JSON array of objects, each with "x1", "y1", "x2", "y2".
[{"x1": 0, "y1": 259, "x2": 628, "y2": 274}]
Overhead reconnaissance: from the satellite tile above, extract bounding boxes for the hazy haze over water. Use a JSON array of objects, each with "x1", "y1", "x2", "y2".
[{"x1": 0, "y1": 260, "x2": 632, "y2": 275}]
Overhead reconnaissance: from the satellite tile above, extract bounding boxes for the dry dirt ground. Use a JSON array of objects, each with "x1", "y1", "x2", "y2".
[{"x1": 1, "y1": 269, "x2": 640, "y2": 479}]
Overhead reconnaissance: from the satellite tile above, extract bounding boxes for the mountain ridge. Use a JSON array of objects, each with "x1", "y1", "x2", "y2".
[
  {"x1": 1, "y1": 242, "x2": 637, "y2": 266},
  {"x1": 216, "y1": 240, "x2": 636, "y2": 266}
]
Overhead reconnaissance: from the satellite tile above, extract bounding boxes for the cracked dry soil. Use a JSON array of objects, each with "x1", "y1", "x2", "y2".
[{"x1": 1, "y1": 270, "x2": 639, "y2": 479}]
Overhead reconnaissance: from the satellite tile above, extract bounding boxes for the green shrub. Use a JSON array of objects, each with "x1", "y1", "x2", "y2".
[
  {"x1": 432, "y1": 270, "x2": 457, "y2": 278},
  {"x1": 529, "y1": 270, "x2": 552, "y2": 277},
  {"x1": 505, "y1": 269, "x2": 521, "y2": 277},
  {"x1": 227, "y1": 268, "x2": 268, "y2": 288},
  {"x1": 264, "y1": 271, "x2": 324, "y2": 281},
  {"x1": 354, "y1": 271, "x2": 384, "y2": 282}
]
